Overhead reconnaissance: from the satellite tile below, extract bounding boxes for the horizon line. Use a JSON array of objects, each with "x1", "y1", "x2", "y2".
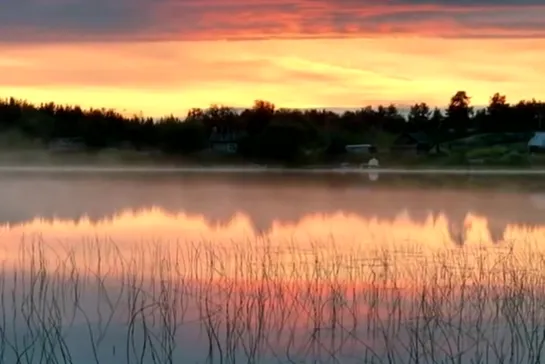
[{"x1": 2, "y1": 95, "x2": 492, "y2": 120}]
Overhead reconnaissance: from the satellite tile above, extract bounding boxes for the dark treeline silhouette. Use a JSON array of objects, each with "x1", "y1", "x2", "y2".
[{"x1": 1, "y1": 91, "x2": 544, "y2": 163}]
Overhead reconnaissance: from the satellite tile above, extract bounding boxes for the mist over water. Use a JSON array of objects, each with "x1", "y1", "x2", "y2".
[{"x1": 1, "y1": 172, "x2": 545, "y2": 363}]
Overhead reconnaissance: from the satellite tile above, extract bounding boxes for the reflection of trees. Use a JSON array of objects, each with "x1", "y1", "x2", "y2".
[
  {"x1": 0, "y1": 175, "x2": 542, "y2": 245},
  {"x1": 488, "y1": 220, "x2": 508, "y2": 244},
  {"x1": 447, "y1": 220, "x2": 466, "y2": 246}
]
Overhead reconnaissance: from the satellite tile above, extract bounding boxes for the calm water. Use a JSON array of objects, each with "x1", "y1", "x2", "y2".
[{"x1": 2, "y1": 172, "x2": 545, "y2": 364}]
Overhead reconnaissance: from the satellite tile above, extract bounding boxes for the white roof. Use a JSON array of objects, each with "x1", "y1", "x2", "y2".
[
  {"x1": 528, "y1": 132, "x2": 545, "y2": 147},
  {"x1": 346, "y1": 144, "x2": 373, "y2": 147}
]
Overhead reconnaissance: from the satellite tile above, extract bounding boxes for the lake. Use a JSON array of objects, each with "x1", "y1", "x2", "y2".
[{"x1": 1, "y1": 171, "x2": 545, "y2": 364}]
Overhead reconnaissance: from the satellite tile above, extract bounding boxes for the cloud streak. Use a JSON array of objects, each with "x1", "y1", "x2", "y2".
[
  {"x1": 1, "y1": 0, "x2": 544, "y2": 43},
  {"x1": 1, "y1": 1, "x2": 544, "y2": 116},
  {"x1": 2, "y1": 37, "x2": 544, "y2": 117}
]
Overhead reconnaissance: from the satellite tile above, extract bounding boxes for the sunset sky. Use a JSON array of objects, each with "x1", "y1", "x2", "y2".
[{"x1": 1, "y1": 0, "x2": 544, "y2": 117}]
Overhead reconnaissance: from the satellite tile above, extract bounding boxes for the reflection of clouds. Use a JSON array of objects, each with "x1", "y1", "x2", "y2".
[
  {"x1": 1, "y1": 208, "x2": 544, "y2": 292},
  {"x1": 1, "y1": 212, "x2": 544, "y2": 363},
  {"x1": 1, "y1": 208, "x2": 544, "y2": 250}
]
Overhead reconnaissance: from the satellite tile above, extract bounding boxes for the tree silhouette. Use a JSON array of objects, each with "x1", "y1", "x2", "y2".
[
  {"x1": 408, "y1": 103, "x2": 431, "y2": 131},
  {"x1": 446, "y1": 91, "x2": 473, "y2": 134},
  {"x1": 242, "y1": 100, "x2": 275, "y2": 135},
  {"x1": 484, "y1": 93, "x2": 509, "y2": 132},
  {"x1": 0, "y1": 90, "x2": 543, "y2": 164}
]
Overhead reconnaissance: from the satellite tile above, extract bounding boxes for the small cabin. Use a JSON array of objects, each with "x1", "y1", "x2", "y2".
[{"x1": 208, "y1": 127, "x2": 245, "y2": 154}]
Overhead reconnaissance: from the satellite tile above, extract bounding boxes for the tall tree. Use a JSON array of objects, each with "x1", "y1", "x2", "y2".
[
  {"x1": 408, "y1": 103, "x2": 431, "y2": 131},
  {"x1": 240, "y1": 99, "x2": 275, "y2": 135},
  {"x1": 485, "y1": 93, "x2": 509, "y2": 132},
  {"x1": 446, "y1": 91, "x2": 473, "y2": 134}
]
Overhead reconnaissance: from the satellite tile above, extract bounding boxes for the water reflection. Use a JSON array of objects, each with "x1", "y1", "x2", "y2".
[
  {"x1": 1, "y1": 174, "x2": 545, "y2": 363},
  {"x1": 1, "y1": 173, "x2": 545, "y2": 244}
]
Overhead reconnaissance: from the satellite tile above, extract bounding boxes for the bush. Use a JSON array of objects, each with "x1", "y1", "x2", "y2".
[
  {"x1": 497, "y1": 151, "x2": 528, "y2": 165},
  {"x1": 465, "y1": 145, "x2": 509, "y2": 160},
  {"x1": 443, "y1": 152, "x2": 468, "y2": 166}
]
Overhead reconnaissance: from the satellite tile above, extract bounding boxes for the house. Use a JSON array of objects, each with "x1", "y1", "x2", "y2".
[
  {"x1": 528, "y1": 132, "x2": 545, "y2": 153},
  {"x1": 345, "y1": 144, "x2": 377, "y2": 154},
  {"x1": 208, "y1": 127, "x2": 245, "y2": 154},
  {"x1": 390, "y1": 132, "x2": 438, "y2": 154}
]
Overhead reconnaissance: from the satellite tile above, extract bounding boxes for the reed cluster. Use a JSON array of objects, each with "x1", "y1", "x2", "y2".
[{"x1": 0, "y1": 238, "x2": 544, "y2": 363}]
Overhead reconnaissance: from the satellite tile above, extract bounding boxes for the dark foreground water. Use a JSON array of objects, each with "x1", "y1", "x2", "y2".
[{"x1": 1, "y1": 171, "x2": 545, "y2": 363}]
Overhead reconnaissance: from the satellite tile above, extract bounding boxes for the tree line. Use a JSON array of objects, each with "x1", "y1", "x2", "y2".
[{"x1": 0, "y1": 91, "x2": 543, "y2": 162}]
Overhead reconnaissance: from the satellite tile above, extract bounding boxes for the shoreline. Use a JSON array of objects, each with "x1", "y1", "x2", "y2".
[
  {"x1": 0, "y1": 149, "x2": 544, "y2": 175},
  {"x1": 1, "y1": 165, "x2": 545, "y2": 175}
]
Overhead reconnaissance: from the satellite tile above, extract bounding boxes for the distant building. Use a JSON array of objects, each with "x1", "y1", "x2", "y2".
[
  {"x1": 208, "y1": 127, "x2": 246, "y2": 154},
  {"x1": 345, "y1": 144, "x2": 377, "y2": 154},
  {"x1": 391, "y1": 132, "x2": 438, "y2": 154},
  {"x1": 528, "y1": 132, "x2": 545, "y2": 153}
]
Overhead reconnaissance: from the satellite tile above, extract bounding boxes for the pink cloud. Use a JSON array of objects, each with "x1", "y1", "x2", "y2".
[{"x1": 0, "y1": 0, "x2": 544, "y2": 43}]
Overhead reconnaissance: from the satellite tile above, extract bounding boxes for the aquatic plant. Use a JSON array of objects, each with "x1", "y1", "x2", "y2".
[{"x1": 0, "y1": 237, "x2": 545, "y2": 363}]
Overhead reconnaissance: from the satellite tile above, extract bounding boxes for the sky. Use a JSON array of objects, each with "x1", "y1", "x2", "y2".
[{"x1": 0, "y1": 0, "x2": 544, "y2": 117}]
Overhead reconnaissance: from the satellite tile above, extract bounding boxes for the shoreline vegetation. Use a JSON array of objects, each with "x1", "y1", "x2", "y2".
[
  {"x1": 1, "y1": 92, "x2": 544, "y2": 168},
  {"x1": 2, "y1": 237, "x2": 545, "y2": 363}
]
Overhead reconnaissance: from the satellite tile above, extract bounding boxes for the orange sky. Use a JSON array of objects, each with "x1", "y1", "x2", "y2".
[{"x1": 1, "y1": 1, "x2": 544, "y2": 117}]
